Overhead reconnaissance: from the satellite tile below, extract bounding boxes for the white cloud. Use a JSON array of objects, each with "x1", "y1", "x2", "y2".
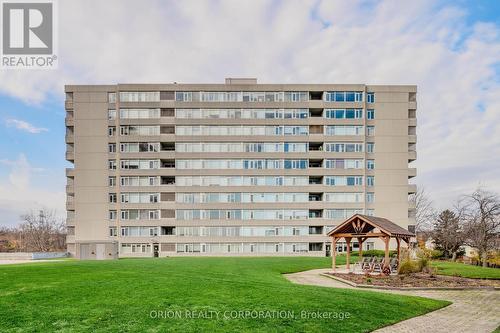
[
  {"x1": 0, "y1": 0, "x2": 499, "y2": 209},
  {"x1": 0, "y1": 154, "x2": 64, "y2": 226},
  {"x1": 5, "y1": 118, "x2": 49, "y2": 134}
]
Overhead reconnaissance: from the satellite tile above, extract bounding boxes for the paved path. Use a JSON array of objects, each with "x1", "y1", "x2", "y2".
[
  {"x1": 285, "y1": 268, "x2": 500, "y2": 333},
  {"x1": 0, "y1": 259, "x2": 63, "y2": 265}
]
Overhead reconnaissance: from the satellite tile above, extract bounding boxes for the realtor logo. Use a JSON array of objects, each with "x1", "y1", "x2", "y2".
[{"x1": 1, "y1": 0, "x2": 57, "y2": 68}]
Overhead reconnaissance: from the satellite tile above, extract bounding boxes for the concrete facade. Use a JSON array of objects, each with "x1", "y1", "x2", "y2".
[{"x1": 65, "y1": 79, "x2": 417, "y2": 259}]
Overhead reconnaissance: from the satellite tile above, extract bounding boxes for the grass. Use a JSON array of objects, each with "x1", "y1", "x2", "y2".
[
  {"x1": 0, "y1": 256, "x2": 449, "y2": 332},
  {"x1": 432, "y1": 261, "x2": 500, "y2": 279}
]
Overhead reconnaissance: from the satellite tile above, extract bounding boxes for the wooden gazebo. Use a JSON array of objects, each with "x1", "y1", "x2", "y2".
[{"x1": 327, "y1": 214, "x2": 415, "y2": 272}]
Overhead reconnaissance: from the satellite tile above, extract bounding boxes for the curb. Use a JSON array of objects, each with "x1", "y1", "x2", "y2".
[{"x1": 320, "y1": 273, "x2": 500, "y2": 291}]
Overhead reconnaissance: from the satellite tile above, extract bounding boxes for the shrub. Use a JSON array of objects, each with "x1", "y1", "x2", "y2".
[
  {"x1": 398, "y1": 260, "x2": 417, "y2": 274},
  {"x1": 430, "y1": 250, "x2": 444, "y2": 259},
  {"x1": 416, "y1": 256, "x2": 429, "y2": 272},
  {"x1": 398, "y1": 257, "x2": 432, "y2": 275}
]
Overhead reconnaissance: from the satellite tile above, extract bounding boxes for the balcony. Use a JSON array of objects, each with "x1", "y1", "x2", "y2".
[
  {"x1": 309, "y1": 159, "x2": 323, "y2": 168},
  {"x1": 408, "y1": 184, "x2": 417, "y2": 194},
  {"x1": 66, "y1": 151, "x2": 74, "y2": 162},
  {"x1": 408, "y1": 118, "x2": 417, "y2": 126},
  {"x1": 308, "y1": 142, "x2": 323, "y2": 152},
  {"x1": 309, "y1": 193, "x2": 323, "y2": 202},
  {"x1": 408, "y1": 168, "x2": 417, "y2": 179},
  {"x1": 408, "y1": 135, "x2": 417, "y2": 143},
  {"x1": 66, "y1": 235, "x2": 75, "y2": 243},
  {"x1": 66, "y1": 184, "x2": 74, "y2": 194},
  {"x1": 65, "y1": 133, "x2": 74, "y2": 143},
  {"x1": 161, "y1": 176, "x2": 176, "y2": 185},
  {"x1": 309, "y1": 210, "x2": 323, "y2": 219},
  {"x1": 408, "y1": 200, "x2": 416, "y2": 210},
  {"x1": 66, "y1": 168, "x2": 74, "y2": 177},
  {"x1": 408, "y1": 151, "x2": 417, "y2": 162},
  {"x1": 65, "y1": 112, "x2": 74, "y2": 126},
  {"x1": 309, "y1": 176, "x2": 323, "y2": 185},
  {"x1": 65, "y1": 100, "x2": 73, "y2": 110}
]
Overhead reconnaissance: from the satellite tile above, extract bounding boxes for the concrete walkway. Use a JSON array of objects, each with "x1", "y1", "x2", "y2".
[
  {"x1": 285, "y1": 268, "x2": 500, "y2": 333},
  {"x1": 0, "y1": 259, "x2": 63, "y2": 265}
]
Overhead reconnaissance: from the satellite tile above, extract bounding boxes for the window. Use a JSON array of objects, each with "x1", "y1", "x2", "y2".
[
  {"x1": 366, "y1": 192, "x2": 375, "y2": 203},
  {"x1": 119, "y1": 92, "x2": 160, "y2": 102},
  {"x1": 120, "y1": 125, "x2": 160, "y2": 136},
  {"x1": 324, "y1": 193, "x2": 364, "y2": 203},
  {"x1": 108, "y1": 176, "x2": 116, "y2": 187},
  {"x1": 109, "y1": 210, "x2": 117, "y2": 220},
  {"x1": 121, "y1": 193, "x2": 160, "y2": 204},
  {"x1": 367, "y1": 109, "x2": 375, "y2": 119},
  {"x1": 325, "y1": 126, "x2": 364, "y2": 136},
  {"x1": 120, "y1": 142, "x2": 160, "y2": 153},
  {"x1": 108, "y1": 127, "x2": 116, "y2": 136},
  {"x1": 108, "y1": 92, "x2": 116, "y2": 103},
  {"x1": 120, "y1": 209, "x2": 160, "y2": 220},
  {"x1": 284, "y1": 160, "x2": 307, "y2": 169},
  {"x1": 120, "y1": 108, "x2": 160, "y2": 119},
  {"x1": 366, "y1": 126, "x2": 375, "y2": 136},
  {"x1": 324, "y1": 176, "x2": 363, "y2": 186},
  {"x1": 108, "y1": 160, "x2": 116, "y2": 170},
  {"x1": 324, "y1": 159, "x2": 363, "y2": 169},
  {"x1": 109, "y1": 227, "x2": 117, "y2": 237},
  {"x1": 367, "y1": 160, "x2": 375, "y2": 170},
  {"x1": 325, "y1": 91, "x2": 363, "y2": 102},
  {"x1": 108, "y1": 143, "x2": 116, "y2": 153},
  {"x1": 109, "y1": 193, "x2": 117, "y2": 203},
  {"x1": 367, "y1": 92, "x2": 375, "y2": 103},
  {"x1": 108, "y1": 109, "x2": 116, "y2": 120},
  {"x1": 201, "y1": 92, "x2": 242, "y2": 102},
  {"x1": 367, "y1": 143, "x2": 374, "y2": 153},
  {"x1": 367, "y1": 176, "x2": 374, "y2": 187},
  {"x1": 324, "y1": 143, "x2": 364, "y2": 153},
  {"x1": 175, "y1": 92, "x2": 194, "y2": 102},
  {"x1": 284, "y1": 92, "x2": 308, "y2": 102},
  {"x1": 324, "y1": 109, "x2": 363, "y2": 119}
]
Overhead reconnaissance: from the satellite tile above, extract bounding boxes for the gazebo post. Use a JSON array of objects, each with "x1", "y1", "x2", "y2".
[
  {"x1": 345, "y1": 237, "x2": 351, "y2": 272},
  {"x1": 396, "y1": 237, "x2": 401, "y2": 263},
  {"x1": 383, "y1": 236, "x2": 390, "y2": 268},
  {"x1": 357, "y1": 237, "x2": 363, "y2": 259},
  {"x1": 332, "y1": 237, "x2": 337, "y2": 272}
]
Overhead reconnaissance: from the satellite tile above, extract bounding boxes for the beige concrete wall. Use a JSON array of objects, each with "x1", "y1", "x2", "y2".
[{"x1": 65, "y1": 81, "x2": 416, "y2": 258}]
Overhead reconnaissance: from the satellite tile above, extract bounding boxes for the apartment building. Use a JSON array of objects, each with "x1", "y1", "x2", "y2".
[{"x1": 65, "y1": 78, "x2": 417, "y2": 259}]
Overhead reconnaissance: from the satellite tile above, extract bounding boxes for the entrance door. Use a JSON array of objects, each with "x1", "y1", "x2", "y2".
[
  {"x1": 80, "y1": 244, "x2": 90, "y2": 259},
  {"x1": 96, "y1": 244, "x2": 105, "y2": 260},
  {"x1": 325, "y1": 244, "x2": 331, "y2": 257},
  {"x1": 153, "y1": 243, "x2": 159, "y2": 257}
]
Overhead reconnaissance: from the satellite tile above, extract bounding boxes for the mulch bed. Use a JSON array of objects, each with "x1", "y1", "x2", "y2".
[{"x1": 328, "y1": 273, "x2": 500, "y2": 288}]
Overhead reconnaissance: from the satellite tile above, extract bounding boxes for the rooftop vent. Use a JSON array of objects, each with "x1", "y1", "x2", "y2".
[{"x1": 225, "y1": 78, "x2": 257, "y2": 85}]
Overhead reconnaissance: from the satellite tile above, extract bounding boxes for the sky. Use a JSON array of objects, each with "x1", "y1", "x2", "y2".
[{"x1": 0, "y1": 0, "x2": 499, "y2": 226}]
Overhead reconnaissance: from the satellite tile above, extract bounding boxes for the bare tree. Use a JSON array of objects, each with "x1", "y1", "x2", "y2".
[
  {"x1": 432, "y1": 209, "x2": 465, "y2": 261},
  {"x1": 410, "y1": 187, "x2": 436, "y2": 232},
  {"x1": 18, "y1": 209, "x2": 66, "y2": 252},
  {"x1": 459, "y1": 189, "x2": 500, "y2": 267}
]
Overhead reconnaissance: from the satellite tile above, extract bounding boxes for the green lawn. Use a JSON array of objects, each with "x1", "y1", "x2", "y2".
[
  {"x1": 0, "y1": 257, "x2": 449, "y2": 332},
  {"x1": 432, "y1": 260, "x2": 500, "y2": 279}
]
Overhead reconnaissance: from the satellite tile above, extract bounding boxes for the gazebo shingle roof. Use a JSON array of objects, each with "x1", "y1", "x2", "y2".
[{"x1": 327, "y1": 214, "x2": 415, "y2": 238}]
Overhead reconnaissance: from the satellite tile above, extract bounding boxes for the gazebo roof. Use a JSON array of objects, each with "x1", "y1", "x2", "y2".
[{"x1": 327, "y1": 214, "x2": 415, "y2": 239}]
